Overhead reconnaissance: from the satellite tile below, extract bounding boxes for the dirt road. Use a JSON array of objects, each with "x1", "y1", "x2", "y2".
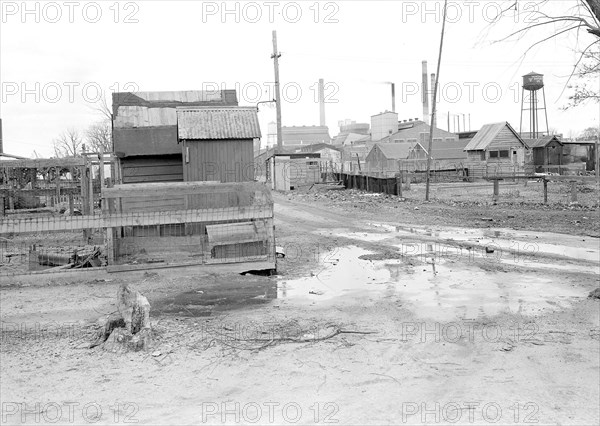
[{"x1": 1, "y1": 191, "x2": 599, "y2": 425}]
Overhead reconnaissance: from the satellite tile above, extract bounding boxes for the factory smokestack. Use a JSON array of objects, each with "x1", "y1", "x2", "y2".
[
  {"x1": 422, "y1": 61, "x2": 429, "y2": 124},
  {"x1": 391, "y1": 83, "x2": 396, "y2": 113},
  {"x1": 319, "y1": 78, "x2": 326, "y2": 126},
  {"x1": 430, "y1": 73, "x2": 437, "y2": 129}
]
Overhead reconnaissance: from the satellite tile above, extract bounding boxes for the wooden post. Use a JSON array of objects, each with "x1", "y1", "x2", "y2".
[
  {"x1": 493, "y1": 179, "x2": 500, "y2": 202},
  {"x1": 81, "y1": 145, "x2": 91, "y2": 241},
  {"x1": 0, "y1": 196, "x2": 4, "y2": 216},
  {"x1": 570, "y1": 181, "x2": 577, "y2": 203},
  {"x1": 69, "y1": 193, "x2": 74, "y2": 215},
  {"x1": 543, "y1": 179, "x2": 548, "y2": 204},
  {"x1": 55, "y1": 166, "x2": 61, "y2": 207}
]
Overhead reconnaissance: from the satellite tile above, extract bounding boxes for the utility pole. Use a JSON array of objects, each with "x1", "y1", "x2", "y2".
[
  {"x1": 271, "y1": 30, "x2": 283, "y2": 152},
  {"x1": 425, "y1": 0, "x2": 448, "y2": 201}
]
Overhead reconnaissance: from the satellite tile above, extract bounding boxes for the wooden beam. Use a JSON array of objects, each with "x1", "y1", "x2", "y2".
[
  {"x1": 0, "y1": 158, "x2": 86, "y2": 168},
  {"x1": 0, "y1": 206, "x2": 274, "y2": 234},
  {"x1": 102, "y1": 181, "x2": 268, "y2": 198}
]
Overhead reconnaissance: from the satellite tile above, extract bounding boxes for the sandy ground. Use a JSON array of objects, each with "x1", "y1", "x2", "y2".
[{"x1": 1, "y1": 187, "x2": 599, "y2": 425}]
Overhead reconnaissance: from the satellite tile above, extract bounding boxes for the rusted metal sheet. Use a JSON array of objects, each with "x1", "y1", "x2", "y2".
[
  {"x1": 112, "y1": 90, "x2": 238, "y2": 113},
  {"x1": 114, "y1": 128, "x2": 180, "y2": 157},
  {"x1": 114, "y1": 106, "x2": 177, "y2": 128},
  {"x1": 177, "y1": 108, "x2": 261, "y2": 140}
]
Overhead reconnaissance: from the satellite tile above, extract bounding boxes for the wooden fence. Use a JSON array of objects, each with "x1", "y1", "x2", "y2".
[{"x1": 0, "y1": 181, "x2": 276, "y2": 275}]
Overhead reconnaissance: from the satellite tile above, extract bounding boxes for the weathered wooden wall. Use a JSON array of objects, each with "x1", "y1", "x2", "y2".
[{"x1": 182, "y1": 139, "x2": 254, "y2": 183}]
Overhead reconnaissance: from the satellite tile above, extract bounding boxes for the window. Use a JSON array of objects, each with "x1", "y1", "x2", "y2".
[
  {"x1": 499, "y1": 150, "x2": 509, "y2": 158},
  {"x1": 480, "y1": 152, "x2": 486, "y2": 161},
  {"x1": 489, "y1": 151, "x2": 499, "y2": 158}
]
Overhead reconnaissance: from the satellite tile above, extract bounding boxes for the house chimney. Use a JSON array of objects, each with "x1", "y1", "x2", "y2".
[
  {"x1": 430, "y1": 73, "x2": 437, "y2": 129},
  {"x1": 422, "y1": 61, "x2": 429, "y2": 124},
  {"x1": 319, "y1": 78, "x2": 326, "y2": 126},
  {"x1": 391, "y1": 83, "x2": 396, "y2": 113}
]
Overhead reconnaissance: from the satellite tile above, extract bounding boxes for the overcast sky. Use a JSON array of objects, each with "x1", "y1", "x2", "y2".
[{"x1": 1, "y1": 0, "x2": 598, "y2": 157}]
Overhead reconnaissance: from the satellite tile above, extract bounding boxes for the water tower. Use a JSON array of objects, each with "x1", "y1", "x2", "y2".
[{"x1": 520, "y1": 72, "x2": 549, "y2": 139}]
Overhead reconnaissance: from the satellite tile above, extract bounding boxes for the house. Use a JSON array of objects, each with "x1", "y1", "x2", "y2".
[
  {"x1": 524, "y1": 135, "x2": 563, "y2": 173},
  {"x1": 267, "y1": 152, "x2": 321, "y2": 191},
  {"x1": 112, "y1": 90, "x2": 238, "y2": 184},
  {"x1": 378, "y1": 119, "x2": 458, "y2": 144},
  {"x1": 298, "y1": 143, "x2": 342, "y2": 171},
  {"x1": 464, "y1": 122, "x2": 530, "y2": 175},
  {"x1": 177, "y1": 107, "x2": 261, "y2": 183},
  {"x1": 281, "y1": 126, "x2": 331, "y2": 145},
  {"x1": 365, "y1": 142, "x2": 427, "y2": 175}
]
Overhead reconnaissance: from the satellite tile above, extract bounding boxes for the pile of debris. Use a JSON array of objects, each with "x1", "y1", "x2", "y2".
[{"x1": 31, "y1": 245, "x2": 106, "y2": 271}]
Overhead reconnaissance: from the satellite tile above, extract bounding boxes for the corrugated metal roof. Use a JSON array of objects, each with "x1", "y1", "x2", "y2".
[
  {"x1": 464, "y1": 122, "x2": 526, "y2": 151},
  {"x1": 177, "y1": 107, "x2": 261, "y2": 140},
  {"x1": 525, "y1": 136, "x2": 562, "y2": 148},
  {"x1": 374, "y1": 143, "x2": 418, "y2": 159}
]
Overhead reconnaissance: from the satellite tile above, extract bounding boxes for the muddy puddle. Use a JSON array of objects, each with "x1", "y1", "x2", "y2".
[
  {"x1": 154, "y1": 279, "x2": 277, "y2": 317},
  {"x1": 278, "y1": 245, "x2": 586, "y2": 321},
  {"x1": 370, "y1": 222, "x2": 600, "y2": 264}
]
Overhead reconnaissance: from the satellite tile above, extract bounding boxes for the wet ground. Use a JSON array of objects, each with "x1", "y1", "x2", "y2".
[{"x1": 2, "y1": 192, "x2": 599, "y2": 425}]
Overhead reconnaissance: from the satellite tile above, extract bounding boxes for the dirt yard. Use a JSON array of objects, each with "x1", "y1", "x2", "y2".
[{"x1": 1, "y1": 183, "x2": 599, "y2": 425}]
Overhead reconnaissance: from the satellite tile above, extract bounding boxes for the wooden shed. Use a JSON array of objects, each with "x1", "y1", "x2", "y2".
[
  {"x1": 464, "y1": 122, "x2": 530, "y2": 174},
  {"x1": 525, "y1": 135, "x2": 563, "y2": 173},
  {"x1": 365, "y1": 142, "x2": 426, "y2": 174},
  {"x1": 112, "y1": 90, "x2": 238, "y2": 184},
  {"x1": 176, "y1": 107, "x2": 261, "y2": 183}
]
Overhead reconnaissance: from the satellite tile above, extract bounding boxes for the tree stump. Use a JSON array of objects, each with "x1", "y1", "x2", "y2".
[{"x1": 90, "y1": 283, "x2": 152, "y2": 352}]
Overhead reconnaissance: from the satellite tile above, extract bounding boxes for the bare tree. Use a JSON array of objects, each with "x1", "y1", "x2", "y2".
[
  {"x1": 580, "y1": 126, "x2": 600, "y2": 139},
  {"x1": 53, "y1": 128, "x2": 83, "y2": 158},
  {"x1": 565, "y1": 49, "x2": 600, "y2": 107},
  {"x1": 86, "y1": 120, "x2": 112, "y2": 153},
  {"x1": 90, "y1": 95, "x2": 113, "y2": 122},
  {"x1": 490, "y1": 1, "x2": 599, "y2": 106}
]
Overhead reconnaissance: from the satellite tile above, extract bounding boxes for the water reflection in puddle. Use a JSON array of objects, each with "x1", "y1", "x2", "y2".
[
  {"x1": 369, "y1": 223, "x2": 600, "y2": 263},
  {"x1": 277, "y1": 245, "x2": 585, "y2": 321}
]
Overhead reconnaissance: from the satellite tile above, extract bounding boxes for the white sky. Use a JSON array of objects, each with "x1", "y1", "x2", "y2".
[{"x1": 1, "y1": 0, "x2": 599, "y2": 157}]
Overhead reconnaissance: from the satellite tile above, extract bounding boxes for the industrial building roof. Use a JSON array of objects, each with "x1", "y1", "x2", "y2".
[
  {"x1": 177, "y1": 107, "x2": 261, "y2": 140},
  {"x1": 299, "y1": 143, "x2": 342, "y2": 153},
  {"x1": 464, "y1": 122, "x2": 526, "y2": 151},
  {"x1": 373, "y1": 142, "x2": 419, "y2": 160},
  {"x1": 282, "y1": 126, "x2": 331, "y2": 145},
  {"x1": 524, "y1": 135, "x2": 563, "y2": 148}
]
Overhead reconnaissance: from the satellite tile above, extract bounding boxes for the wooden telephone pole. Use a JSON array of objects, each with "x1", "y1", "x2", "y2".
[
  {"x1": 271, "y1": 30, "x2": 283, "y2": 151},
  {"x1": 425, "y1": 0, "x2": 449, "y2": 201}
]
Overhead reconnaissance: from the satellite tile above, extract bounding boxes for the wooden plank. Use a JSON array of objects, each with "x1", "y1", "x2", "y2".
[
  {"x1": 123, "y1": 174, "x2": 184, "y2": 183},
  {"x1": 0, "y1": 206, "x2": 274, "y2": 234},
  {"x1": 123, "y1": 165, "x2": 184, "y2": 176},
  {"x1": 0, "y1": 158, "x2": 86, "y2": 168},
  {"x1": 206, "y1": 221, "x2": 267, "y2": 244},
  {"x1": 106, "y1": 259, "x2": 275, "y2": 274},
  {"x1": 102, "y1": 181, "x2": 270, "y2": 199}
]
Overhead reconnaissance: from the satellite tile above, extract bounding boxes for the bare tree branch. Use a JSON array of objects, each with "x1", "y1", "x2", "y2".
[
  {"x1": 52, "y1": 128, "x2": 83, "y2": 158},
  {"x1": 86, "y1": 121, "x2": 112, "y2": 153}
]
